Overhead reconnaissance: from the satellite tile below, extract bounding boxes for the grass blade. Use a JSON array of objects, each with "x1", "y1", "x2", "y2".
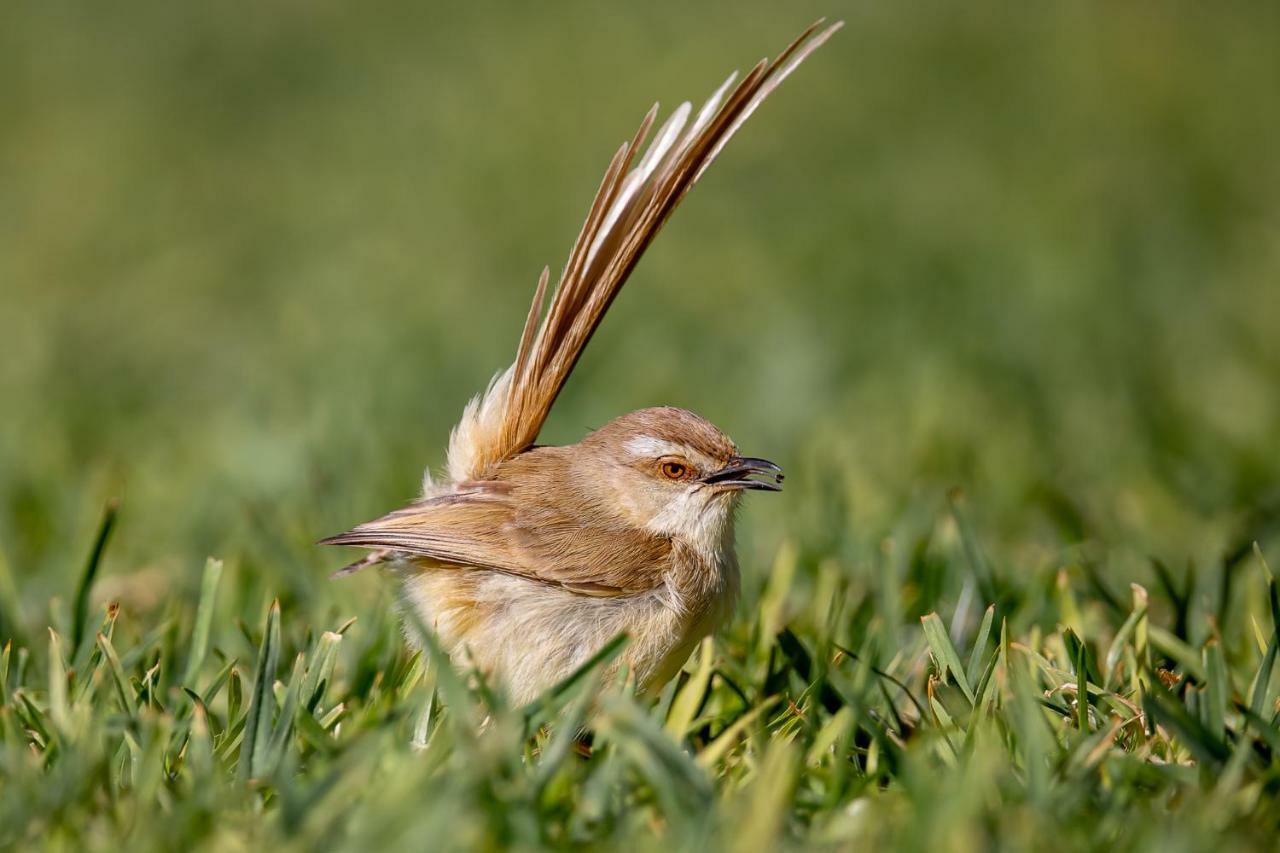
[
  {"x1": 777, "y1": 628, "x2": 846, "y2": 713},
  {"x1": 72, "y1": 499, "x2": 119, "y2": 658},
  {"x1": 1143, "y1": 681, "x2": 1230, "y2": 769},
  {"x1": 0, "y1": 640, "x2": 11, "y2": 709},
  {"x1": 666, "y1": 637, "x2": 714, "y2": 738},
  {"x1": 300, "y1": 631, "x2": 342, "y2": 713},
  {"x1": 965, "y1": 604, "x2": 995, "y2": 688},
  {"x1": 182, "y1": 557, "x2": 224, "y2": 687},
  {"x1": 47, "y1": 628, "x2": 70, "y2": 736},
  {"x1": 262, "y1": 653, "x2": 306, "y2": 778},
  {"x1": 1105, "y1": 599, "x2": 1148, "y2": 689},
  {"x1": 0, "y1": 546, "x2": 24, "y2": 649},
  {"x1": 598, "y1": 696, "x2": 713, "y2": 825},
  {"x1": 1073, "y1": 630, "x2": 1090, "y2": 733},
  {"x1": 922, "y1": 613, "x2": 974, "y2": 703},
  {"x1": 1249, "y1": 567, "x2": 1280, "y2": 717},
  {"x1": 731, "y1": 740, "x2": 800, "y2": 851},
  {"x1": 96, "y1": 632, "x2": 137, "y2": 717},
  {"x1": 1203, "y1": 639, "x2": 1228, "y2": 739},
  {"x1": 239, "y1": 599, "x2": 281, "y2": 782},
  {"x1": 698, "y1": 697, "x2": 780, "y2": 768}
]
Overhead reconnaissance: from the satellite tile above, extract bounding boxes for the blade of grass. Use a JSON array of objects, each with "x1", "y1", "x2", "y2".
[
  {"x1": 756, "y1": 541, "x2": 798, "y2": 658},
  {"x1": 1249, "y1": 565, "x2": 1279, "y2": 717},
  {"x1": 832, "y1": 641, "x2": 927, "y2": 721},
  {"x1": 17, "y1": 692, "x2": 52, "y2": 749},
  {"x1": 805, "y1": 705, "x2": 854, "y2": 766},
  {"x1": 1143, "y1": 681, "x2": 1230, "y2": 769},
  {"x1": 922, "y1": 613, "x2": 974, "y2": 703},
  {"x1": 187, "y1": 703, "x2": 215, "y2": 779},
  {"x1": 666, "y1": 637, "x2": 714, "y2": 738},
  {"x1": 965, "y1": 604, "x2": 995, "y2": 689},
  {"x1": 1203, "y1": 639, "x2": 1228, "y2": 739},
  {"x1": 300, "y1": 631, "x2": 342, "y2": 713},
  {"x1": 1235, "y1": 702, "x2": 1280, "y2": 756},
  {"x1": 533, "y1": 672, "x2": 599, "y2": 791},
  {"x1": 1149, "y1": 626, "x2": 1205, "y2": 681},
  {"x1": 1105, "y1": 600, "x2": 1148, "y2": 689},
  {"x1": 239, "y1": 599, "x2": 281, "y2": 782},
  {"x1": 295, "y1": 702, "x2": 343, "y2": 755},
  {"x1": 1074, "y1": 631, "x2": 1090, "y2": 733},
  {"x1": 0, "y1": 546, "x2": 24, "y2": 649},
  {"x1": 777, "y1": 628, "x2": 845, "y2": 714},
  {"x1": 400, "y1": 604, "x2": 480, "y2": 734},
  {"x1": 118, "y1": 618, "x2": 175, "y2": 670},
  {"x1": 598, "y1": 695, "x2": 713, "y2": 825},
  {"x1": 0, "y1": 640, "x2": 10, "y2": 708},
  {"x1": 697, "y1": 697, "x2": 780, "y2": 768},
  {"x1": 227, "y1": 668, "x2": 244, "y2": 729},
  {"x1": 47, "y1": 628, "x2": 70, "y2": 736},
  {"x1": 96, "y1": 632, "x2": 137, "y2": 717},
  {"x1": 72, "y1": 499, "x2": 119, "y2": 658},
  {"x1": 201, "y1": 657, "x2": 238, "y2": 708},
  {"x1": 262, "y1": 653, "x2": 307, "y2": 778},
  {"x1": 181, "y1": 558, "x2": 223, "y2": 687},
  {"x1": 731, "y1": 739, "x2": 800, "y2": 851}
]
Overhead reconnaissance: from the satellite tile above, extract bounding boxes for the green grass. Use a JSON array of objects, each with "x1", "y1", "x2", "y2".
[
  {"x1": 3, "y1": 1, "x2": 1280, "y2": 850},
  {"x1": 2, "y1": 504, "x2": 1279, "y2": 850}
]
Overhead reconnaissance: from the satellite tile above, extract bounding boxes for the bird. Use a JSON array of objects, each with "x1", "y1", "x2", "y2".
[{"x1": 322, "y1": 21, "x2": 840, "y2": 706}]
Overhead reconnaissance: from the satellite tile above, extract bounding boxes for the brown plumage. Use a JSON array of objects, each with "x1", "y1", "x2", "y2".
[
  {"x1": 323, "y1": 447, "x2": 676, "y2": 595},
  {"x1": 322, "y1": 22, "x2": 839, "y2": 705}
]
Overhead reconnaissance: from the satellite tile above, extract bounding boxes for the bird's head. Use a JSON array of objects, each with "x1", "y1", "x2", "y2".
[{"x1": 575, "y1": 407, "x2": 783, "y2": 554}]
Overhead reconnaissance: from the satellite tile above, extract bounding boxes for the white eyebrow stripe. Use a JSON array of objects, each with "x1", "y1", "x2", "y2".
[{"x1": 623, "y1": 436, "x2": 688, "y2": 458}]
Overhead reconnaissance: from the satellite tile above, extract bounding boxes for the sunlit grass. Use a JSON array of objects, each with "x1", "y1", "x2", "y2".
[{"x1": 2, "y1": 497, "x2": 1278, "y2": 850}]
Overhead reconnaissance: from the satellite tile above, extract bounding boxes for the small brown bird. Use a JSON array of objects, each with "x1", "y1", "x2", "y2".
[{"x1": 323, "y1": 21, "x2": 839, "y2": 705}]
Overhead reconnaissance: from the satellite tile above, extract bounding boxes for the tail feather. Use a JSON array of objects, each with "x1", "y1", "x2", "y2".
[{"x1": 446, "y1": 20, "x2": 841, "y2": 483}]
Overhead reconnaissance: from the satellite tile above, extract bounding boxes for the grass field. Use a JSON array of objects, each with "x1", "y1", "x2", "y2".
[{"x1": 3, "y1": 2, "x2": 1280, "y2": 850}]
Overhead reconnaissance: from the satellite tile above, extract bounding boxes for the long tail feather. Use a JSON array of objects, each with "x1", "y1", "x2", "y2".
[{"x1": 446, "y1": 20, "x2": 841, "y2": 482}]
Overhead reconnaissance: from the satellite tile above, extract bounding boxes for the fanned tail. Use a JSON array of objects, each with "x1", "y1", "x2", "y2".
[{"x1": 447, "y1": 20, "x2": 842, "y2": 482}]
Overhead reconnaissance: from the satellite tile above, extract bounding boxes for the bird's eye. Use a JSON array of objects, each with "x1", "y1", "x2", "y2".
[{"x1": 660, "y1": 460, "x2": 689, "y2": 481}]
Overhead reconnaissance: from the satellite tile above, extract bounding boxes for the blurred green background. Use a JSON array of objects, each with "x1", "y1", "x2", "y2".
[{"x1": 3, "y1": 1, "x2": 1278, "y2": 623}]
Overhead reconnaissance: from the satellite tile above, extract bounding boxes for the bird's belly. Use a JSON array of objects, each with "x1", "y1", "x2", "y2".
[{"x1": 396, "y1": 563, "x2": 728, "y2": 706}]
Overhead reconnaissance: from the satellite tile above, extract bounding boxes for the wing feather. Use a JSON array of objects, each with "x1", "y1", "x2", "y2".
[{"x1": 320, "y1": 482, "x2": 672, "y2": 595}]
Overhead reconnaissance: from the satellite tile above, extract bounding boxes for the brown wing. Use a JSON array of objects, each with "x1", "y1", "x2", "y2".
[
  {"x1": 447, "y1": 20, "x2": 842, "y2": 481},
  {"x1": 319, "y1": 477, "x2": 673, "y2": 596}
]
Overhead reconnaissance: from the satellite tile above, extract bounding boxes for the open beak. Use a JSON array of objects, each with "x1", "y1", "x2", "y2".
[{"x1": 701, "y1": 456, "x2": 785, "y2": 492}]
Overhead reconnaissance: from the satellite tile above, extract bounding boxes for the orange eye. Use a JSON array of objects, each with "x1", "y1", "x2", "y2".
[{"x1": 660, "y1": 461, "x2": 689, "y2": 481}]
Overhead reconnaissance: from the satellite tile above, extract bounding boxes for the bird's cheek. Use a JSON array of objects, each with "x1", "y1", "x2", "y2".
[{"x1": 609, "y1": 478, "x2": 666, "y2": 528}]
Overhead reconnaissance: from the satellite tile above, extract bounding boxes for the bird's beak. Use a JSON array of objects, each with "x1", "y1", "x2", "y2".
[{"x1": 701, "y1": 456, "x2": 784, "y2": 492}]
